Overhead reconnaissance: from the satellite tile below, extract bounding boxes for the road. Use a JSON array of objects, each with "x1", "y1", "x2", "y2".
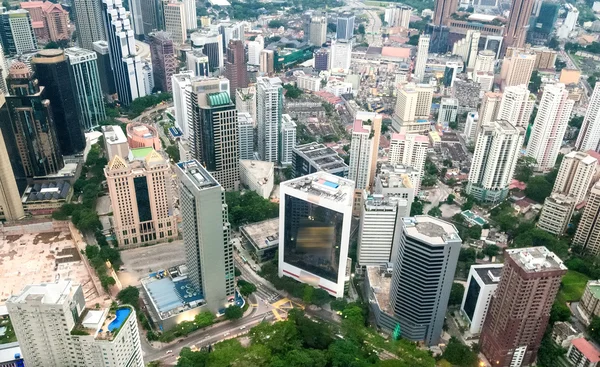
[{"x1": 344, "y1": 0, "x2": 383, "y2": 46}]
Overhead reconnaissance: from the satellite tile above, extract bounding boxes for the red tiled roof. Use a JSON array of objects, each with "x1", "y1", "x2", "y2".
[{"x1": 572, "y1": 338, "x2": 600, "y2": 362}]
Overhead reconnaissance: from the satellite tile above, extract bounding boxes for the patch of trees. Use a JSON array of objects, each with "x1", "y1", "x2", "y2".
[
  {"x1": 259, "y1": 262, "x2": 332, "y2": 306},
  {"x1": 283, "y1": 84, "x2": 303, "y2": 99},
  {"x1": 225, "y1": 191, "x2": 279, "y2": 228}
]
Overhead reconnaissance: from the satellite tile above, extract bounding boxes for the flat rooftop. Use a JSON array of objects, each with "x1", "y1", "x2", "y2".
[
  {"x1": 142, "y1": 271, "x2": 205, "y2": 320},
  {"x1": 402, "y1": 216, "x2": 461, "y2": 245},
  {"x1": 0, "y1": 342, "x2": 21, "y2": 363},
  {"x1": 8, "y1": 280, "x2": 72, "y2": 306},
  {"x1": 282, "y1": 172, "x2": 355, "y2": 205},
  {"x1": 177, "y1": 160, "x2": 219, "y2": 190},
  {"x1": 366, "y1": 266, "x2": 392, "y2": 314},
  {"x1": 474, "y1": 265, "x2": 503, "y2": 285},
  {"x1": 240, "y1": 160, "x2": 274, "y2": 182},
  {"x1": 240, "y1": 218, "x2": 279, "y2": 250},
  {"x1": 102, "y1": 125, "x2": 127, "y2": 144},
  {"x1": 506, "y1": 247, "x2": 567, "y2": 273},
  {"x1": 364, "y1": 194, "x2": 403, "y2": 211},
  {"x1": 587, "y1": 280, "x2": 600, "y2": 300}
]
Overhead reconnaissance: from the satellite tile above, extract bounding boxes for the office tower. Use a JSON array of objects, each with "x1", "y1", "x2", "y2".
[
  {"x1": 390, "y1": 216, "x2": 461, "y2": 345},
  {"x1": 433, "y1": 0, "x2": 458, "y2": 26},
  {"x1": 474, "y1": 49, "x2": 495, "y2": 74},
  {"x1": 239, "y1": 112, "x2": 254, "y2": 160},
  {"x1": 314, "y1": 48, "x2": 329, "y2": 71},
  {"x1": 330, "y1": 40, "x2": 352, "y2": 73},
  {"x1": 438, "y1": 97, "x2": 458, "y2": 127},
  {"x1": 186, "y1": 49, "x2": 209, "y2": 77},
  {"x1": 388, "y1": 133, "x2": 428, "y2": 193},
  {"x1": 128, "y1": 0, "x2": 144, "y2": 37},
  {"x1": 20, "y1": 2, "x2": 70, "y2": 42},
  {"x1": 558, "y1": 4, "x2": 579, "y2": 39},
  {"x1": 102, "y1": 125, "x2": 128, "y2": 161},
  {"x1": 105, "y1": 149, "x2": 176, "y2": 248},
  {"x1": 553, "y1": 151, "x2": 597, "y2": 204},
  {"x1": 575, "y1": 181, "x2": 600, "y2": 255},
  {"x1": 391, "y1": 83, "x2": 433, "y2": 133},
  {"x1": 257, "y1": 77, "x2": 283, "y2": 163},
  {"x1": 148, "y1": 31, "x2": 176, "y2": 93},
  {"x1": 164, "y1": 2, "x2": 186, "y2": 44},
  {"x1": 171, "y1": 71, "x2": 193, "y2": 138},
  {"x1": 480, "y1": 247, "x2": 567, "y2": 366},
  {"x1": 279, "y1": 172, "x2": 354, "y2": 297},
  {"x1": 337, "y1": 12, "x2": 354, "y2": 41},
  {"x1": 73, "y1": 0, "x2": 106, "y2": 51},
  {"x1": 218, "y1": 21, "x2": 244, "y2": 49},
  {"x1": 500, "y1": 49, "x2": 536, "y2": 88},
  {"x1": 463, "y1": 111, "x2": 478, "y2": 144},
  {"x1": 64, "y1": 48, "x2": 106, "y2": 131},
  {"x1": 189, "y1": 88, "x2": 240, "y2": 190},
  {"x1": 177, "y1": 160, "x2": 236, "y2": 311},
  {"x1": 224, "y1": 40, "x2": 249, "y2": 96},
  {"x1": 247, "y1": 35, "x2": 264, "y2": 66},
  {"x1": 4, "y1": 62, "x2": 63, "y2": 177},
  {"x1": 467, "y1": 121, "x2": 524, "y2": 203},
  {"x1": 368, "y1": 116, "x2": 382, "y2": 188},
  {"x1": 526, "y1": 84, "x2": 574, "y2": 171},
  {"x1": 31, "y1": 49, "x2": 86, "y2": 155},
  {"x1": 576, "y1": 83, "x2": 600, "y2": 152},
  {"x1": 0, "y1": 94, "x2": 25, "y2": 220},
  {"x1": 102, "y1": 0, "x2": 147, "y2": 106},
  {"x1": 384, "y1": 5, "x2": 411, "y2": 28},
  {"x1": 496, "y1": 84, "x2": 535, "y2": 128},
  {"x1": 443, "y1": 61, "x2": 460, "y2": 88},
  {"x1": 0, "y1": 9, "x2": 37, "y2": 55},
  {"x1": 235, "y1": 86, "x2": 257, "y2": 124},
  {"x1": 502, "y1": 0, "x2": 535, "y2": 54},
  {"x1": 537, "y1": 193, "x2": 576, "y2": 235},
  {"x1": 92, "y1": 40, "x2": 116, "y2": 95},
  {"x1": 413, "y1": 35, "x2": 429, "y2": 82},
  {"x1": 292, "y1": 142, "x2": 349, "y2": 178},
  {"x1": 259, "y1": 49, "x2": 275, "y2": 74},
  {"x1": 184, "y1": 0, "x2": 197, "y2": 30},
  {"x1": 348, "y1": 119, "x2": 376, "y2": 190},
  {"x1": 142, "y1": 61, "x2": 154, "y2": 93},
  {"x1": 0, "y1": 43, "x2": 7, "y2": 94},
  {"x1": 280, "y1": 114, "x2": 296, "y2": 166},
  {"x1": 460, "y1": 264, "x2": 503, "y2": 336},
  {"x1": 452, "y1": 30, "x2": 480, "y2": 70},
  {"x1": 7, "y1": 280, "x2": 145, "y2": 367},
  {"x1": 309, "y1": 16, "x2": 327, "y2": 46},
  {"x1": 191, "y1": 30, "x2": 224, "y2": 72}
]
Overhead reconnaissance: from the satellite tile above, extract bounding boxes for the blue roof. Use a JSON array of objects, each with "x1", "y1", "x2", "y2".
[
  {"x1": 169, "y1": 127, "x2": 183, "y2": 137},
  {"x1": 173, "y1": 278, "x2": 204, "y2": 304},
  {"x1": 145, "y1": 278, "x2": 183, "y2": 313}
]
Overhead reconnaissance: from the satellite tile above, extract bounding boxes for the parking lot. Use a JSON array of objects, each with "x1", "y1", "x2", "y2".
[{"x1": 118, "y1": 241, "x2": 186, "y2": 287}]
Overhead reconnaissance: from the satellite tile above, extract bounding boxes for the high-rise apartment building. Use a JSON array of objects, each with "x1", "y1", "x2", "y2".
[
  {"x1": 149, "y1": 31, "x2": 176, "y2": 93},
  {"x1": 553, "y1": 151, "x2": 597, "y2": 204},
  {"x1": 500, "y1": 49, "x2": 536, "y2": 89},
  {"x1": 574, "y1": 181, "x2": 600, "y2": 255},
  {"x1": 164, "y1": 2, "x2": 186, "y2": 44},
  {"x1": 279, "y1": 172, "x2": 354, "y2": 297},
  {"x1": 280, "y1": 114, "x2": 296, "y2": 166},
  {"x1": 537, "y1": 193, "x2": 576, "y2": 235},
  {"x1": 171, "y1": 71, "x2": 194, "y2": 139},
  {"x1": 474, "y1": 49, "x2": 495, "y2": 74},
  {"x1": 480, "y1": 247, "x2": 567, "y2": 366},
  {"x1": 463, "y1": 111, "x2": 479, "y2": 144},
  {"x1": 314, "y1": 48, "x2": 329, "y2": 71},
  {"x1": 140, "y1": 0, "x2": 164, "y2": 35},
  {"x1": 467, "y1": 120, "x2": 524, "y2": 203},
  {"x1": 433, "y1": 0, "x2": 458, "y2": 26},
  {"x1": 452, "y1": 30, "x2": 480, "y2": 70},
  {"x1": 73, "y1": 0, "x2": 106, "y2": 51},
  {"x1": 388, "y1": 133, "x2": 428, "y2": 192},
  {"x1": 218, "y1": 21, "x2": 244, "y2": 49},
  {"x1": 0, "y1": 94, "x2": 25, "y2": 221},
  {"x1": 177, "y1": 160, "x2": 236, "y2": 311},
  {"x1": 384, "y1": 5, "x2": 411, "y2": 28},
  {"x1": 390, "y1": 216, "x2": 461, "y2": 345},
  {"x1": 248, "y1": 36, "x2": 264, "y2": 66},
  {"x1": 461, "y1": 264, "x2": 503, "y2": 336},
  {"x1": 235, "y1": 86, "x2": 257, "y2": 124},
  {"x1": 336, "y1": 12, "x2": 354, "y2": 41},
  {"x1": 330, "y1": 40, "x2": 352, "y2": 73},
  {"x1": 0, "y1": 9, "x2": 37, "y2": 55},
  {"x1": 496, "y1": 84, "x2": 535, "y2": 128},
  {"x1": 526, "y1": 84, "x2": 574, "y2": 171},
  {"x1": 414, "y1": 35, "x2": 429, "y2": 82},
  {"x1": 238, "y1": 112, "x2": 254, "y2": 160},
  {"x1": 502, "y1": 0, "x2": 536, "y2": 54},
  {"x1": 576, "y1": 83, "x2": 600, "y2": 152},
  {"x1": 184, "y1": 0, "x2": 197, "y2": 30},
  {"x1": 391, "y1": 83, "x2": 433, "y2": 133},
  {"x1": 32, "y1": 49, "x2": 86, "y2": 155},
  {"x1": 259, "y1": 49, "x2": 275, "y2": 74},
  {"x1": 102, "y1": 0, "x2": 147, "y2": 106},
  {"x1": 309, "y1": 16, "x2": 327, "y2": 46},
  {"x1": 4, "y1": 62, "x2": 63, "y2": 178},
  {"x1": 188, "y1": 88, "x2": 239, "y2": 190},
  {"x1": 105, "y1": 149, "x2": 177, "y2": 248},
  {"x1": 64, "y1": 48, "x2": 107, "y2": 131},
  {"x1": 476, "y1": 92, "x2": 503, "y2": 137},
  {"x1": 557, "y1": 3, "x2": 579, "y2": 39},
  {"x1": 348, "y1": 119, "x2": 376, "y2": 190},
  {"x1": 257, "y1": 77, "x2": 283, "y2": 163},
  {"x1": 224, "y1": 39, "x2": 249, "y2": 96}
]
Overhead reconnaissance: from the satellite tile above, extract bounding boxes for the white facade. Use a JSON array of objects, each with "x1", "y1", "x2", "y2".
[
  {"x1": 392, "y1": 83, "x2": 433, "y2": 133},
  {"x1": 463, "y1": 111, "x2": 479, "y2": 144},
  {"x1": 279, "y1": 172, "x2": 354, "y2": 298},
  {"x1": 553, "y1": 151, "x2": 598, "y2": 204},
  {"x1": 128, "y1": 0, "x2": 144, "y2": 36},
  {"x1": 414, "y1": 35, "x2": 429, "y2": 82},
  {"x1": 186, "y1": 50, "x2": 209, "y2": 77},
  {"x1": 240, "y1": 160, "x2": 274, "y2": 199},
  {"x1": 452, "y1": 30, "x2": 480, "y2": 70},
  {"x1": 537, "y1": 193, "x2": 576, "y2": 235},
  {"x1": 0, "y1": 43, "x2": 7, "y2": 94},
  {"x1": 324, "y1": 80, "x2": 353, "y2": 96},
  {"x1": 330, "y1": 40, "x2": 352, "y2": 74},
  {"x1": 297, "y1": 73, "x2": 322, "y2": 92},
  {"x1": 473, "y1": 49, "x2": 495, "y2": 74},
  {"x1": 526, "y1": 83, "x2": 574, "y2": 171},
  {"x1": 388, "y1": 133, "x2": 428, "y2": 192},
  {"x1": 309, "y1": 16, "x2": 327, "y2": 46},
  {"x1": 460, "y1": 264, "x2": 503, "y2": 335},
  {"x1": 164, "y1": 3, "x2": 187, "y2": 44},
  {"x1": 7, "y1": 280, "x2": 144, "y2": 367},
  {"x1": 184, "y1": 0, "x2": 197, "y2": 30},
  {"x1": 496, "y1": 84, "x2": 535, "y2": 128},
  {"x1": 384, "y1": 5, "x2": 411, "y2": 28},
  {"x1": 280, "y1": 114, "x2": 297, "y2": 165},
  {"x1": 576, "y1": 83, "x2": 600, "y2": 152},
  {"x1": 257, "y1": 77, "x2": 283, "y2": 163},
  {"x1": 558, "y1": 4, "x2": 579, "y2": 39},
  {"x1": 238, "y1": 112, "x2": 254, "y2": 160},
  {"x1": 190, "y1": 30, "x2": 224, "y2": 72},
  {"x1": 171, "y1": 71, "x2": 194, "y2": 139},
  {"x1": 348, "y1": 120, "x2": 375, "y2": 190},
  {"x1": 438, "y1": 97, "x2": 459, "y2": 126},
  {"x1": 236, "y1": 86, "x2": 257, "y2": 125},
  {"x1": 141, "y1": 61, "x2": 153, "y2": 95},
  {"x1": 247, "y1": 36, "x2": 264, "y2": 65}
]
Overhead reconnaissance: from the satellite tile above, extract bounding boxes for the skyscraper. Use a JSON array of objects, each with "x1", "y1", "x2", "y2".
[
  {"x1": 480, "y1": 247, "x2": 567, "y2": 366},
  {"x1": 384, "y1": 5, "x2": 411, "y2": 28},
  {"x1": 500, "y1": 49, "x2": 536, "y2": 89},
  {"x1": 32, "y1": 49, "x2": 86, "y2": 155},
  {"x1": 388, "y1": 133, "x2": 428, "y2": 193},
  {"x1": 280, "y1": 114, "x2": 297, "y2": 166},
  {"x1": 552, "y1": 151, "x2": 597, "y2": 204},
  {"x1": 128, "y1": 0, "x2": 144, "y2": 37},
  {"x1": 171, "y1": 71, "x2": 194, "y2": 138},
  {"x1": 247, "y1": 35, "x2": 264, "y2": 66},
  {"x1": 235, "y1": 86, "x2": 257, "y2": 124},
  {"x1": 558, "y1": 4, "x2": 579, "y2": 39},
  {"x1": 20, "y1": 1, "x2": 70, "y2": 42},
  {"x1": 526, "y1": 83, "x2": 574, "y2": 171},
  {"x1": 4, "y1": 62, "x2": 63, "y2": 178},
  {"x1": 184, "y1": 0, "x2": 197, "y2": 30},
  {"x1": 502, "y1": 0, "x2": 536, "y2": 54},
  {"x1": 413, "y1": 35, "x2": 429, "y2": 82},
  {"x1": 259, "y1": 49, "x2": 275, "y2": 74},
  {"x1": 7, "y1": 280, "x2": 144, "y2": 367},
  {"x1": 73, "y1": 0, "x2": 106, "y2": 51},
  {"x1": 93, "y1": 40, "x2": 116, "y2": 95},
  {"x1": 390, "y1": 216, "x2": 462, "y2": 346},
  {"x1": 467, "y1": 120, "x2": 524, "y2": 203},
  {"x1": 574, "y1": 181, "x2": 600, "y2": 255},
  {"x1": 257, "y1": 77, "x2": 283, "y2": 163},
  {"x1": 102, "y1": 0, "x2": 147, "y2": 106},
  {"x1": 164, "y1": 2, "x2": 186, "y2": 44},
  {"x1": 496, "y1": 84, "x2": 535, "y2": 128},
  {"x1": 451, "y1": 30, "x2": 480, "y2": 70},
  {"x1": 238, "y1": 112, "x2": 254, "y2": 160},
  {"x1": 576, "y1": 83, "x2": 600, "y2": 152},
  {"x1": 460, "y1": 264, "x2": 503, "y2": 336},
  {"x1": 148, "y1": 31, "x2": 176, "y2": 92},
  {"x1": 391, "y1": 83, "x2": 433, "y2": 133},
  {"x1": 348, "y1": 119, "x2": 376, "y2": 191},
  {"x1": 537, "y1": 193, "x2": 576, "y2": 235},
  {"x1": 309, "y1": 16, "x2": 327, "y2": 46},
  {"x1": 279, "y1": 172, "x2": 354, "y2": 297},
  {"x1": 176, "y1": 160, "x2": 236, "y2": 311},
  {"x1": 190, "y1": 30, "x2": 224, "y2": 73},
  {"x1": 0, "y1": 94, "x2": 25, "y2": 221},
  {"x1": 189, "y1": 90, "x2": 240, "y2": 191},
  {"x1": 64, "y1": 48, "x2": 107, "y2": 131},
  {"x1": 0, "y1": 43, "x2": 7, "y2": 94},
  {"x1": 0, "y1": 9, "x2": 37, "y2": 55},
  {"x1": 476, "y1": 91, "x2": 503, "y2": 139},
  {"x1": 433, "y1": 0, "x2": 458, "y2": 26},
  {"x1": 224, "y1": 39, "x2": 249, "y2": 97},
  {"x1": 330, "y1": 40, "x2": 352, "y2": 73},
  {"x1": 337, "y1": 12, "x2": 355, "y2": 41}
]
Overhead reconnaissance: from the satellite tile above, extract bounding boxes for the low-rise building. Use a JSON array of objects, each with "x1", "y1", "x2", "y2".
[
  {"x1": 239, "y1": 160, "x2": 274, "y2": 199},
  {"x1": 552, "y1": 321, "x2": 584, "y2": 348},
  {"x1": 102, "y1": 125, "x2": 128, "y2": 161},
  {"x1": 240, "y1": 218, "x2": 279, "y2": 262},
  {"x1": 292, "y1": 142, "x2": 349, "y2": 178},
  {"x1": 567, "y1": 338, "x2": 600, "y2": 367},
  {"x1": 126, "y1": 123, "x2": 161, "y2": 150},
  {"x1": 579, "y1": 280, "x2": 600, "y2": 325},
  {"x1": 21, "y1": 181, "x2": 73, "y2": 216},
  {"x1": 460, "y1": 264, "x2": 503, "y2": 335}
]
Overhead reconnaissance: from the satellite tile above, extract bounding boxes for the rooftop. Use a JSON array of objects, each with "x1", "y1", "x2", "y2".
[
  {"x1": 364, "y1": 194, "x2": 404, "y2": 211},
  {"x1": 571, "y1": 338, "x2": 600, "y2": 362},
  {"x1": 506, "y1": 247, "x2": 567, "y2": 272},
  {"x1": 366, "y1": 265, "x2": 392, "y2": 314},
  {"x1": 586, "y1": 280, "x2": 600, "y2": 300},
  {"x1": 208, "y1": 92, "x2": 232, "y2": 107},
  {"x1": 473, "y1": 264, "x2": 503, "y2": 285},
  {"x1": 240, "y1": 160, "x2": 273, "y2": 186},
  {"x1": 102, "y1": 125, "x2": 127, "y2": 145},
  {"x1": 0, "y1": 342, "x2": 21, "y2": 363},
  {"x1": 177, "y1": 160, "x2": 219, "y2": 190},
  {"x1": 282, "y1": 172, "x2": 354, "y2": 206},
  {"x1": 294, "y1": 142, "x2": 348, "y2": 171},
  {"x1": 240, "y1": 218, "x2": 279, "y2": 250},
  {"x1": 402, "y1": 216, "x2": 461, "y2": 245},
  {"x1": 8, "y1": 280, "x2": 72, "y2": 305}
]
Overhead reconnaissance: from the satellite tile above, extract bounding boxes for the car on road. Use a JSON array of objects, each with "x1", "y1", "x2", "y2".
[
  {"x1": 239, "y1": 326, "x2": 246, "y2": 330},
  {"x1": 223, "y1": 332, "x2": 230, "y2": 337},
  {"x1": 166, "y1": 350, "x2": 173, "y2": 355}
]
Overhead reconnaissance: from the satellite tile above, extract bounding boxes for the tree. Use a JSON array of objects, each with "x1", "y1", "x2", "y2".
[
  {"x1": 461, "y1": 200, "x2": 474, "y2": 211},
  {"x1": 446, "y1": 194, "x2": 455, "y2": 204},
  {"x1": 448, "y1": 283, "x2": 465, "y2": 306},
  {"x1": 550, "y1": 301, "x2": 571, "y2": 324},
  {"x1": 310, "y1": 288, "x2": 331, "y2": 306},
  {"x1": 524, "y1": 175, "x2": 553, "y2": 203},
  {"x1": 590, "y1": 316, "x2": 600, "y2": 344},
  {"x1": 116, "y1": 286, "x2": 140, "y2": 309},
  {"x1": 358, "y1": 24, "x2": 365, "y2": 35},
  {"x1": 327, "y1": 23, "x2": 337, "y2": 33},
  {"x1": 427, "y1": 206, "x2": 442, "y2": 217},
  {"x1": 238, "y1": 279, "x2": 257, "y2": 296},
  {"x1": 194, "y1": 311, "x2": 215, "y2": 328},
  {"x1": 407, "y1": 34, "x2": 419, "y2": 46},
  {"x1": 483, "y1": 244, "x2": 500, "y2": 257},
  {"x1": 268, "y1": 20, "x2": 285, "y2": 28},
  {"x1": 442, "y1": 337, "x2": 478, "y2": 367},
  {"x1": 165, "y1": 145, "x2": 180, "y2": 162},
  {"x1": 410, "y1": 198, "x2": 424, "y2": 216},
  {"x1": 225, "y1": 305, "x2": 244, "y2": 320},
  {"x1": 176, "y1": 347, "x2": 209, "y2": 367},
  {"x1": 514, "y1": 156, "x2": 537, "y2": 182},
  {"x1": 548, "y1": 37, "x2": 559, "y2": 50},
  {"x1": 422, "y1": 174, "x2": 437, "y2": 187},
  {"x1": 529, "y1": 71, "x2": 542, "y2": 93},
  {"x1": 569, "y1": 115, "x2": 584, "y2": 129},
  {"x1": 449, "y1": 120, "x2": 459, "y2": 130},
  {"x1": 303, "y1": 285, "x2": 314, "y2": 303},
  {"x1": 45, "y1": 41, "x2": 60, "y2": 49}
]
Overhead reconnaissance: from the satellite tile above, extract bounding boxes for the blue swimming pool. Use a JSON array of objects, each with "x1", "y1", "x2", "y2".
[{"x1": 108, "y1": 308, "x2": 131, "y2": 332}]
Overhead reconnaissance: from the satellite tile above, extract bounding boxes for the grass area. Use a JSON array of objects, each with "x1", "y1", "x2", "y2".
[
  {"x1": 0, "y1": 318, "x2": 17, "y2": 344},
  {"x1": 557, "y1": 270, "x2": 590, "y2": 304},
  {"x1": 366, "y1": 331, "x2": 436, "y2": 366}
]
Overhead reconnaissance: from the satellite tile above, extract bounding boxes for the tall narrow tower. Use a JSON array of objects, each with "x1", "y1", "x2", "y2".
[
  {"x1": 224, "y1": 39, "x2": 249, "y2": 97},
  {"x1": 73, "y1": 0, "x2": 106, "y2": 51},
  {"x1": 574, "y1": 181, "x2": 600, "y2": 256},
  {"x1": 0, "y1": 94, "x2": 25, "y2": 221},
  {"x1": 413, "y1": 35, "x2": 430, "y2": 82},
  {"x1": 576, "y1": 83, "x2": 600, "y2": 152},
  {"x1": 502, "y1": 0, "x2": 536, "y2": 55},
  {"x1": 257, "y1": 77, "x2": 283, "y2": 163}
]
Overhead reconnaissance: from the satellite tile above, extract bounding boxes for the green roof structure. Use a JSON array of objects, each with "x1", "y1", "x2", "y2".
[
  {"x1": 130, "y1": 147, "x2": 154, "y2": 159},
  {"x1": 208, "y1": 92, "x2": 231, "y2": 107}
]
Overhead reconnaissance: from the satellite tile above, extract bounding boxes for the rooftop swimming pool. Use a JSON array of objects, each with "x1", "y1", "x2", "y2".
[{"x1": 108, "y1": 308, "x2": 131, "y2": 332}]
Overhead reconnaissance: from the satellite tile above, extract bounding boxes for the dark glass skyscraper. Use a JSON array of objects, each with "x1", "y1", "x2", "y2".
[{"x1": 224, "y1": 39, "x2": 249, "y2": 97}]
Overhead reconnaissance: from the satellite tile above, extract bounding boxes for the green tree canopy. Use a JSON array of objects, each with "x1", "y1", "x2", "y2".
[
  {"x1": 448, "y1": 283, "x2": 465, "y2": 306},
  {"x1": 224, "y1": 305, "x2": 244, "y2": 320}
]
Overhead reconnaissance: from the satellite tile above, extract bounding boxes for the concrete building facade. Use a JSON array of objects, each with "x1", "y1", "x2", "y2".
[{"x1": 460, "y1": 264, "x2": 503, "y2": 335}]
